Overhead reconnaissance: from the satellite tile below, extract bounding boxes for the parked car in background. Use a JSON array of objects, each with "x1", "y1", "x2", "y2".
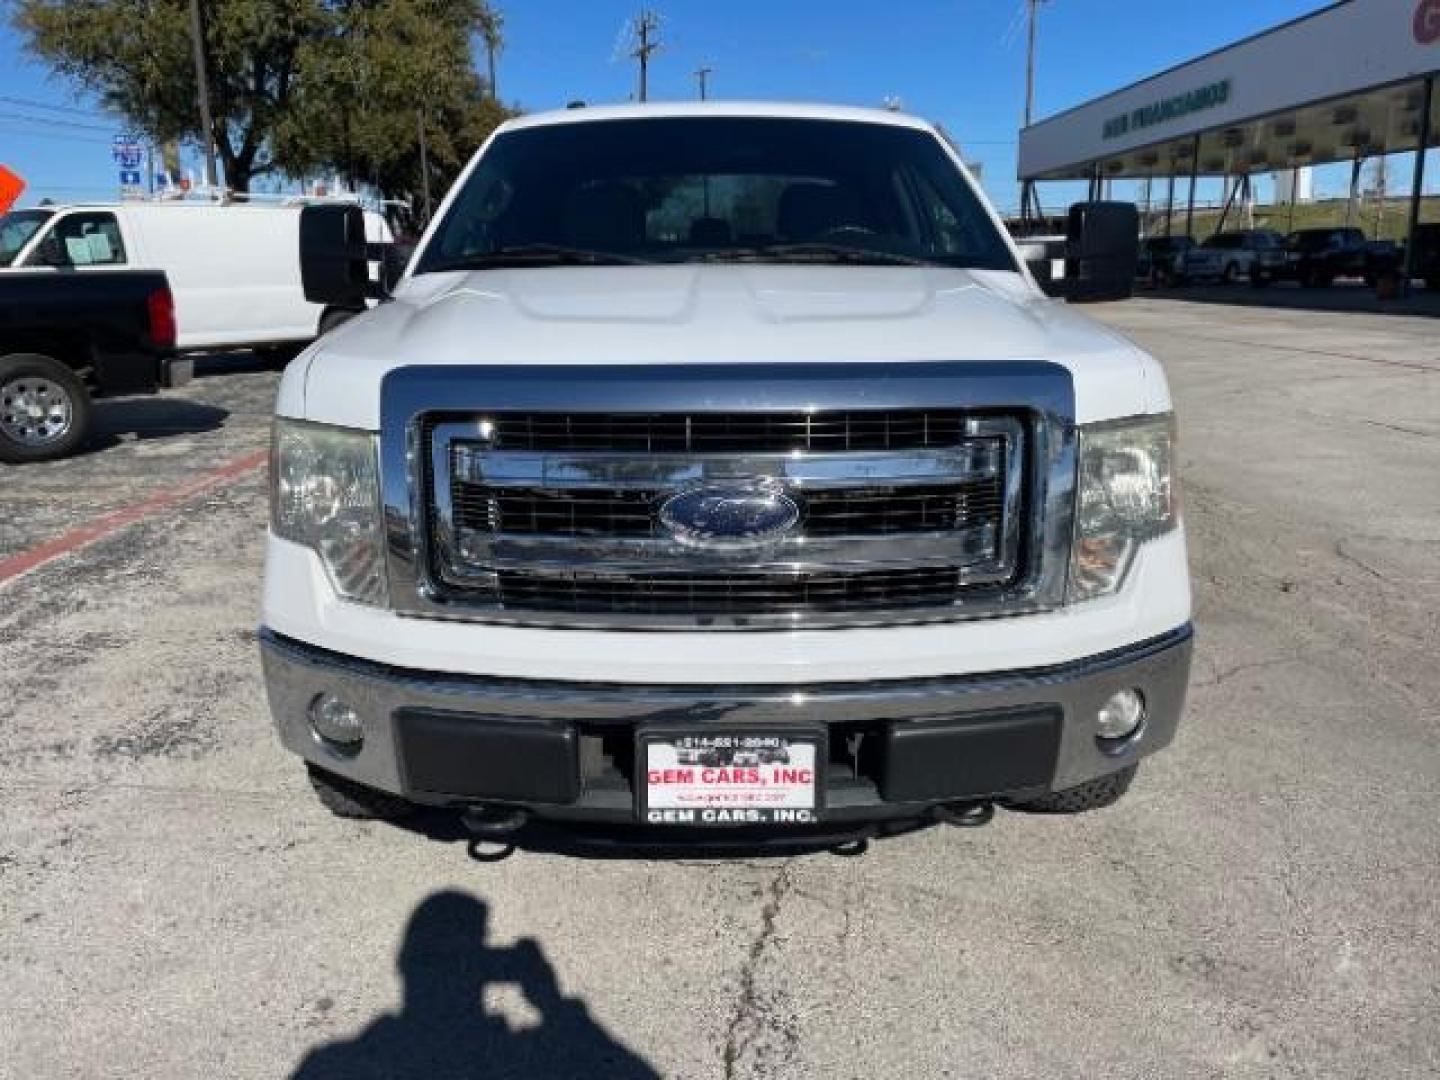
[
  {"x1": 0, "y1": 261, "x2": 184, "y2": 462},
  {"x1": 1137, "y1": 235, "x2": 1194, "y2": 285},
  {"x1": 1280, "y1": 227, "x2": 1393, "y2": 287},
  {"x1": 1410, "y1": 223, "x2": 1440, "y2": 291},
  {"x1": 1365, "y1": 239, "x2": 1403, "y2": 283},
  {"x1": 0, "y1": 201, "x2": 393, "y2": 359},
  {"x1": 1178, "y1": 229, "x2": 1287, "y2": 285}
]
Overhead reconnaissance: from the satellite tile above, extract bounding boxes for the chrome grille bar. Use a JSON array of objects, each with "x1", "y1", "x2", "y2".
[
  {"x1": 450, "y1": 525, "x2": 1003, "y2": 576},
  {"x1": 451, "y1": 444, "x2": 1005, "y2": 490}
]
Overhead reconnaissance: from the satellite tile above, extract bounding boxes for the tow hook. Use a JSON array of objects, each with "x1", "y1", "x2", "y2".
[
  {"x1": 460, "y1": 805, "x2": 529, "y2": 862},
  {"x1": 933, "y1": 801, "x2": 996, "y2": 828}
]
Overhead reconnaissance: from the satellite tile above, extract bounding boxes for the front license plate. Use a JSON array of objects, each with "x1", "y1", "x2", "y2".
[{"x1": 640, "y1": 733, "x2": 821, "y2": 826}]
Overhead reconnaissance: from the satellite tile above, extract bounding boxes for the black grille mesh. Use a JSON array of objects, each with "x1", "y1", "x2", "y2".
[
  {"x1": 494, "y1": 568, "x2": 965, "y2": 616},
  {"x1": 480, "y1": 411, "x2": 977, "y2": 453}
]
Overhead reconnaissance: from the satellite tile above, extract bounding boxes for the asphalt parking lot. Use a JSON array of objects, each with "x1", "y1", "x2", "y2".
[{"x1": 2, "y1": 301, "x2": 1437, "y2": 1079}]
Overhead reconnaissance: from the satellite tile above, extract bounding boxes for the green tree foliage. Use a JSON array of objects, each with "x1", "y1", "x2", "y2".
[
  {"x1": 11, "y1": 0, "x2": 511, "y2": 202},
  {"x1": 274, "y1": 1, "x2": 512, "y2": 216}
]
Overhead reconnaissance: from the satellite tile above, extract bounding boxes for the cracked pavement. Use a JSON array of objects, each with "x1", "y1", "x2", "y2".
[{"x1": 2, "y1": 299, "x2": 1438, "y2": 1078}]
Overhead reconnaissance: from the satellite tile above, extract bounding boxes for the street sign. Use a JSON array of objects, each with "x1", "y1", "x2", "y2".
[
  {"x1": 111, "y1": 133, "x2": 144, "y2": 171},
  {"x1": 0, "y1": 164, "x2": 24, "y2": 213}
]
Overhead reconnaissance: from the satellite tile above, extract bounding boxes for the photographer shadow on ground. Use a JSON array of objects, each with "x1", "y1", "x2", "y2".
[{"x1": 289, "y1": 890, "x2": 658, "y2": 1080}]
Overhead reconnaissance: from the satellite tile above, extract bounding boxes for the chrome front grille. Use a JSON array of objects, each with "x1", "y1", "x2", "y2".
[
  {"x1": 424, "y1": 412, "x2": 1024, "y2": 625},
  {"x1": 378, "y1": 363, "x2": 1078, "y2": 630}
]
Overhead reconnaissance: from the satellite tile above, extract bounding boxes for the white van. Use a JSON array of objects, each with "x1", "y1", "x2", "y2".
[{"x1": 0, "y1": 202, "x2": 394, "y2": 353}]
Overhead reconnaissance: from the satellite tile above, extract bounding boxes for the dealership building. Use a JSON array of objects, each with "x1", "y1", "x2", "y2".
[{"x1": 1018, "y1": 0, "x2": 1440, "y2": 280}]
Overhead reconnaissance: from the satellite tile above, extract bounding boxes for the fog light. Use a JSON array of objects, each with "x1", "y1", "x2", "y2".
[
  {"x1": 309, "y1": 693, "x2": 363, "y2": 749},
  {"x1": 1096, "y1": 689, "x2": 1146, "y2": 742}
]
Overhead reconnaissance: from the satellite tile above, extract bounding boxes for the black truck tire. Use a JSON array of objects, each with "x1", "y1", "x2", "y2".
[
  {"x1": 306, "y1": 763, "x2": 418, "y2": 821},
  {"x1": 1008, "y1": 765, "x2": 1138, "y2": 814},
  {"x1": 256, "y1": 343, "x2": 305, "y2": 368},
  {"x1": 0, "y1": 353, "x2": 93, "y2": 464}
]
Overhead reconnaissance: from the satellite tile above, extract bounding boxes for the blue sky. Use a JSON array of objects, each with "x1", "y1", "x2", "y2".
[{"x1": 0, "y1": 0, "x2": 1350, "y2": 210}]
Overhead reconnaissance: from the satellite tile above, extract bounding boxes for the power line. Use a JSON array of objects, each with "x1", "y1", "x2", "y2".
[
  {"x1": 0, "y1": 110, "x2": 115, "y2": 134},
  {"x1": 0, "y1": 123, "x2": 112, "y2": 145},
  {"x1": 0, "y1": 94, "x2": 109, "y2": 118}
]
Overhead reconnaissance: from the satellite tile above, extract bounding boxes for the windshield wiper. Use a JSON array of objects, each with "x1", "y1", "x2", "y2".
[
  {"x1": 703, "y1": 243, "x2": 931, "y2": 267},
  {"x1": 423, "y1": 243, "x2": 650, "y2": 272}
]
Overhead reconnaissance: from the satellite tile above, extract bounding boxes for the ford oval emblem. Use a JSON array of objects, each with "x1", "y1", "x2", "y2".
[{"x1": 658, "y1": 481, "x2": 802, "y2": 550}]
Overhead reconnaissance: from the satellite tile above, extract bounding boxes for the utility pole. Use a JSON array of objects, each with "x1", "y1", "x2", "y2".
[
  {"x1": 187, "y1": 0, "x2": 218, "y2": 189},
  {"x1": 416, "y1": 109, "x2": 432, "y2": 226},
  {"x1": 1023, "y1": 0, "x2": 1047, "y2": 128},
  {"x1": 695, "y1": 65, "x2": 712, "y2": 101},
  {"x1": 627, "y1": 10, "x2": 663, "y2": 103},
  {"x1": 1371, "y1": 156, "x2": 1389, "y2": 240},
  {"x1": 1019, "y1": 0, "x2": 1048, "y2": 221}
]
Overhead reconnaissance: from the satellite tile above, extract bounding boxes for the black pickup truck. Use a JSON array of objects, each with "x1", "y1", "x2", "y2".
[
  {"x1": 0, "y1": 265, "x2": 186, "y2": 462},
  {"x1": 1281, "y1": 227, "x2": 1403, "y2": 288}
]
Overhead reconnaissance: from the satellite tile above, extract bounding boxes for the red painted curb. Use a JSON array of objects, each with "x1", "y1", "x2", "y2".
[{"x1": 0, "y1": 448, "x2": 268, "y2": 586}]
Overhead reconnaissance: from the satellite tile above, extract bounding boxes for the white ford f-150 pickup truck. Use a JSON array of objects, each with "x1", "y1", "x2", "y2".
[{"x1": 261, "y1": 103, "x2": 1191, "y2": 841}]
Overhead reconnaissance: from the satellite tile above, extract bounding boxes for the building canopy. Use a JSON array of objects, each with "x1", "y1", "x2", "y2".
[{"x1": 1019, "y1": 0, "x2": 1440, "y2": 181}]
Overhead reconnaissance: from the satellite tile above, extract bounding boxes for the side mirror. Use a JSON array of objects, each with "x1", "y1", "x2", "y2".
[
  {"x1": 373, "y1": 240, "x2": 413, "y2": 294},
  {"x1": 299, "y1": 204, "x2": 372, "y2": 306},
  {"x1": 1064, "y1": 201, "x2": 1140, "y2": 303},
  {"x1": 1016, "y1": 238, "x2": 1066, "y2": 297}
]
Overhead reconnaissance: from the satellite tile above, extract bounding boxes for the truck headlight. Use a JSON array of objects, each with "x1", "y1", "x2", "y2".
[
  {"x1": 1069, "y1": 413, "x2": 1176, "y2": 602},
  {"x1": 271, "y1": 419, "x2": 387, "y2": 606}
]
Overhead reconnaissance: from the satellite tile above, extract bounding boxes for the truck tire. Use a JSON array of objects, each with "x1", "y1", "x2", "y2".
[
  {"x1": 306, "y1": 763, "x2": 418, "y2": 821},
  {"x1": 1008, "y1": 765, "x2": 1138, "y2": 814},
  {"x1": 256, "y1": 343, "x2": 304, "y2": 368},
  {"x1": 0, "y1": 353, "x2": 93, "y2": 464}
]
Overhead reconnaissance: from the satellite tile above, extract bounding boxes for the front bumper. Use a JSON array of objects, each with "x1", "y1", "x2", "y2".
[{"x1": 261, "y1": 624, "x2": 1193, "y2": 825}]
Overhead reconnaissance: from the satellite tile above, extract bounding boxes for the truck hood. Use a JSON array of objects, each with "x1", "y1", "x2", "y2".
[{"x1": 289, "y1": 265, "x2": 1166, "y2": 427}]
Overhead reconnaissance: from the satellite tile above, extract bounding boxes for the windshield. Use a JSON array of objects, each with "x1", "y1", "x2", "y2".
[
  {"x1": 417, "y1": 117, "x2": 1018, "y2": 273},
  {"x1": 0, "y1": 209, "x2": 53, "y2": 267}
]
